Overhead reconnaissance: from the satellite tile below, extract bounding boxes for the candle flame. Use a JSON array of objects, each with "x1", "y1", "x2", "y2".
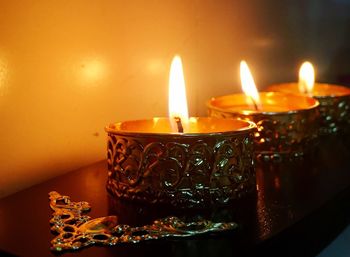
[
  {"x1": 168, "y1": 55, "x2": 189, "y2": 132},
  {"x1": 298, "y1": 61, "x2": 315, "y2": 94},
  {"x1": 240, "y1": 60, "x2": 261, "y2": 109}
]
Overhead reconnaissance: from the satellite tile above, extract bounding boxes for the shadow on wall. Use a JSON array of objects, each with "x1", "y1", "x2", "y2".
[
  {"x1": 327, "y1": 17, "x2": 350, "y2": 86},
  {"x1": 237, "y1": 0, "x2": 350, "y2": 87},
  {"x1": 282, "y1": 0, "x2": 350, "y2": 85}
]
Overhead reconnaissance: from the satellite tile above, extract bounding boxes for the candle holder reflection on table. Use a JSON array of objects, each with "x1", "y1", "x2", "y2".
[
  {"x1": 207, "y1": 61, "x2": 320, "y2": 162},
  {"x1": 106, "y1": 117, "x2": 256, "y2": 209},
  {"x1": 267, "y1": 62, "x2": 350, "y2": 135}
]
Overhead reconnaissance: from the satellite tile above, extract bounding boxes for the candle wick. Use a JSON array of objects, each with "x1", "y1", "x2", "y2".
[
  {"x1": 174, "y1": 116, "x2": 184, "y2": 133},
  {"x1": 251, "y1": 97, "x2": 259, "y2": 111}
]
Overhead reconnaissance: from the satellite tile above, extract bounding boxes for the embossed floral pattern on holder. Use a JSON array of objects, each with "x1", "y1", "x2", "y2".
[
  {"x1": 105, "y1": 128, "x2": 256, "y2": 209},
  {"x1": 316, "y1": 94, "x2": 350, "y2": 135},
  {"x1": 267, "y1": 83, "x2": 350, "y2": 136},
  {"x1": 208, "y1": 108, "x2": 320, "y2": 162},
  {"x1": 207, "y1": 92, "x2": 320, "y2": 162}
]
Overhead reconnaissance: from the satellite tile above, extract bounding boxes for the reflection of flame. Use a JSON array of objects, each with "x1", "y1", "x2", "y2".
[
  {"x1": 255, "y1": 166, "x2": 271, "y2": 237},
  {"x1": 240, "y1": 61, "x2": 261, "y2": 109},
  {"x1": 147, "y1": 58, "x2": 164, "y2": 74},
  {"x1": 80, "y1": 58, "x2": 106, "y2": 84},
  {"x1": 168, "y1": 55, "x2": 189, "y2": 132},
  {"x1": 298, "y1": 61, "x2": 314, "y2": 94},
  {"x1": 0, "y1": 57, "x2": 8, "y2": 96},
  {"x1": 274, "y1": 176, "x2": 281, "y2": 190},
  {"x1": 152, "y1": 117, "x2": 160, "y2": 128}
]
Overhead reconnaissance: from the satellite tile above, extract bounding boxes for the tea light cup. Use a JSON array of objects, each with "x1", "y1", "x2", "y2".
[
  {"x1": 106, "y1": 56, "x2": 257, "y2": 208},
  {"x1": 267, "y1": 62, "x2": 350, "y2": 135},
  {"x1": 207, "y1": 61, "x2": 320, "y2": 162}
]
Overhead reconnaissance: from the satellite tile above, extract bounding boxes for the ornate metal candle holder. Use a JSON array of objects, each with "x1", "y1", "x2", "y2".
[
  {"x1": 268, "y1": 83, "x2": 350, "y2": 135},
  {"x1": 49, "y1": 191, "x2": 237, "y2": 252},
  {"x1": 105, "y1": 117, "x2": 256, "y2": 209},
  {"x1": 207, "y1": 92, "x2": 320, "y2": 162}
]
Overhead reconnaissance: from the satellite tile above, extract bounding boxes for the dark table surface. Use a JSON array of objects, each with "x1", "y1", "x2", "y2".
[{"x1": 1, "y1": 135, "x2": 350, "y2": 257}]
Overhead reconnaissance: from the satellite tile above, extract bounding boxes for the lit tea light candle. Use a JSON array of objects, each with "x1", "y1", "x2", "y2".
[
  {"x1": 105, "y1": 55, "x2": 256, "y2": 209},
  {"x1": 240, "y1": 61, "x2": 261, "y2": 111},
  {"x1": 168, "y1": 55, "x2": 189, "y2": 133},
  {"x1": 298, "y1": 61, "x2": 315, "y2": 95},
  {"x1": 267, "y1": 61, "x2": 350, "y2": 134},
  {"x1": 207, "y1": 61, "x2": 320, "y2": 162}
]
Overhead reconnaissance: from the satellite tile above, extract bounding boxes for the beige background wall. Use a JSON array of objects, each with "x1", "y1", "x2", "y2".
[{"x1": 0, "y1": 0, "x2": 349, "y2": 197}]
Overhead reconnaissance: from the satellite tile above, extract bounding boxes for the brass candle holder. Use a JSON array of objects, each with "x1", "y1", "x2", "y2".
[
  {"x1": 105, "y1": 117, "x2": 256, "y2": 209},
  {"x1": 207, "y1": 92, "x2": 320, "y2": 162},
  {"x1": 267, "y1": 83, "x2": 350, "y2": 135}
]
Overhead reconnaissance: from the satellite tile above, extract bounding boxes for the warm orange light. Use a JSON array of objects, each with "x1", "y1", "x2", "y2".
[
  {"x1": 298, "y1": 61, "x2": 315, "y2": 94},
  {"x1": 168, "y1": 55, "x2": 189, "y2": 132},
  {"x1": 240, "y1": 61, "x2": 261, "y2": 109},
  {"x1": 79, "y1": 58, "x2": 107, "y2": 86},
  {"x1": 0, "y1": 57, "x2": 8, "y2": 96}
]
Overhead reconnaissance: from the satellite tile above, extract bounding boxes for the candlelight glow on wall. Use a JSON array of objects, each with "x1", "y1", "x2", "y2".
[
  {"x1": 298, "y1": 61, "x2": 315, "y2": 94},
  {"x1": 79, "y1": 58, "x2": 107, "y2": 85},
  {"x1": 240, "y1": 61, "x2": 261, "y2": 110},
  {"x1": 147, "y1": 58, "x2": 165, "y2": 74},
  {"x1": 168, "y1": 55, "x2": 189, "y2": 132},
  {"x1": 0, "y1": 58, "x2": 8, "y2": 96},
  {"x1": 1, "y1": 0, "x2": 348, "y2": 199}
]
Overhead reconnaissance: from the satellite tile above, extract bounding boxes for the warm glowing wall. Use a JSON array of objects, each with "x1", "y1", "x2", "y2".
[{"x1": 1, "y1": 0, "x2": 350, "y2": 197}]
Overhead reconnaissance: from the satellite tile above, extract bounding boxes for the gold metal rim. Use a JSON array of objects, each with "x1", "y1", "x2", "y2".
[
  {"x1": 207, "y1": 92, "x2": 320, "y2": 116},
  {"x1": 105, "y1": 117, "x2": 257, "y2": 137},
  {"x1": 268, "y1": 82, "x2": 350, "y2": 99}
]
